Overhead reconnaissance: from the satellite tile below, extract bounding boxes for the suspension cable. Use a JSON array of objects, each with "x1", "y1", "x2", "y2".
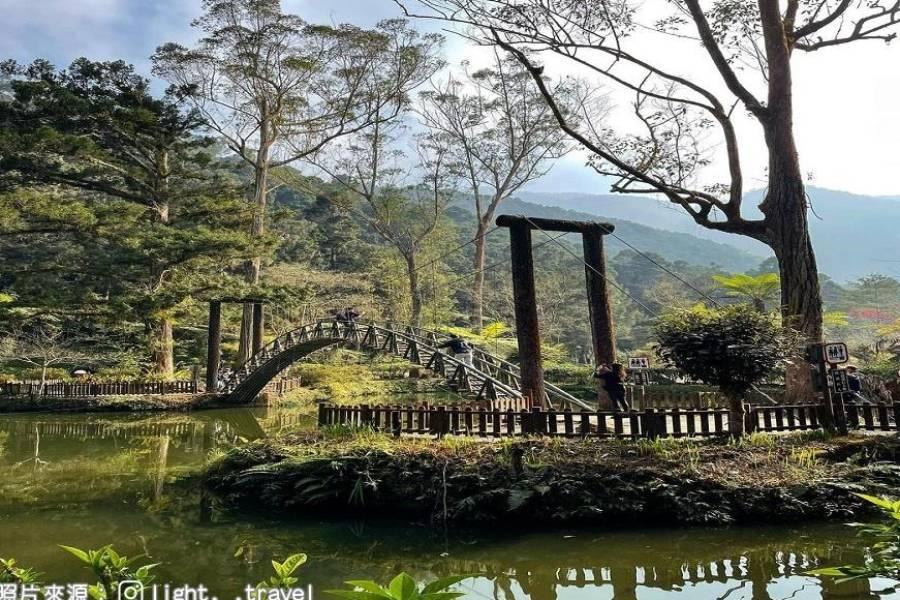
[
  {"x1": 437, "y1": 231, "x2": 571, "y2": 294},
  {"x1": 521, "y1": 216, "x2": 659, "y2": 317},
  {"x1": 596, "y1": 222, "x2": 723, "y2": 307}
]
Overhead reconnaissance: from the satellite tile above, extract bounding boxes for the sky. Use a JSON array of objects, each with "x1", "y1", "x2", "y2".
[{"x1": 2, "y1": 0, "x2": 899, "y2": 198}]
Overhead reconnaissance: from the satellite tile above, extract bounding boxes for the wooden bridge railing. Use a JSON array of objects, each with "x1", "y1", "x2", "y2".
[
  {"x1": 318, "y1": 401, "x2": 900, "y2": 439},
  {"x1": 0, "y1": 380, "x2": 198, "y2": 398},
  {"x1": 225, "y1": 320, "x2": 593, "y2": 410}
]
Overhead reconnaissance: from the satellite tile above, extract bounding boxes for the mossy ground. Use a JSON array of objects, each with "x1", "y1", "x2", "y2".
[{"x1": 202, "y1": 429, "x2": 900, "y2": 527}]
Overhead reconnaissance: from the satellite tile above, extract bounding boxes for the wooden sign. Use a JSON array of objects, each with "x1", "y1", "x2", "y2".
[
  {"x1": 628, "y1": 356, "x2": 651, "y2": 370},
  {"x1": 830, "y1": 368, "x2": 849, "y2": 393}
]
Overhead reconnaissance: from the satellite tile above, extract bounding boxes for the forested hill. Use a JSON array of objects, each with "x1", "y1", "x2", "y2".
[
  {"x1": 517, "y1": 187, "x2": 900, "y2": 282},
  {"x1": 490, "y1": 198, "x2": 766, "y2": 272}
]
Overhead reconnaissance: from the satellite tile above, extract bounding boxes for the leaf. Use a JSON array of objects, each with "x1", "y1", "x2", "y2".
[
  {"x1": 855, "y1": 493, "x2": 897, "y2": 511},
  {"x1": 325, "y1": 591, "x2": 393, "y2": 600},
  {"x1": 280, "y1": 553, "x2": 308, "y2": 575},
  {"x1": 389, "y1": 573, "x2": 417, "y2": 600},
  {"x1": 272, "y1": 560, "x2": 285, "y2": 578},
  {"x1": 421, "y1": 575, "x2": 472, "y2": 595},
  {"x1": 420, "y1": 593, "x2": 465, "y2": 600},
  {"x1": 59, "y1": 545, "x2": 90, "y2": 564},
  {"x1": 344, "y1": 581, "x2": 388, "y2": 595}
]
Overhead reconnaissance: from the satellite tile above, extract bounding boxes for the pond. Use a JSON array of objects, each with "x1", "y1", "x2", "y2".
[{"x1": 0, "y1": 407, "x2": 898, "y2": 600}]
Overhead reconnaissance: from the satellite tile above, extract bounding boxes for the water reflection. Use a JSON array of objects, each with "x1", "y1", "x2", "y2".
[{"x1": 0, "y1": 408, "x2": 897, "y2": 599}]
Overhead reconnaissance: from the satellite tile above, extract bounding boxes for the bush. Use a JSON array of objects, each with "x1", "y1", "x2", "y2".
[
  {"x1": 654, "y1": 305, "x2": 798, "y2": 398},
  {"x1": 654, "y1": 305, "x2": 799, "y2": 434}
]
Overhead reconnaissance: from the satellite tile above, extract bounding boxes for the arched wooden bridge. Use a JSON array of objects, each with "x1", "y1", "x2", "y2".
[{"x1": 218, "y1": 320, "x2": 592, "y2": 410}]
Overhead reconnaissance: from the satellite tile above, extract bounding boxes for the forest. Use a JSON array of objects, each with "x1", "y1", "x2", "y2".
[{"x1": 0, "y1": 0, "x2": 899, "y2": 389}]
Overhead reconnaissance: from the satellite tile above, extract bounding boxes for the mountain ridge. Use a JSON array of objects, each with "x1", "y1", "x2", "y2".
[{"x1": 515, "y1": 186, "x2": 900, "y2": 282}]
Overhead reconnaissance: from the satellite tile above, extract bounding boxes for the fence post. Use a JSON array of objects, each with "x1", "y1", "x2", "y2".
[
  {"x1": 391, "y1": 410, "x2": 402, "y2": 438},
  {"x1": 435, "y1": 406, "x2": 448, "y2": 439},
  {"x1": 643, "y1": 408, "x2": 659, "y2": 439},
  {"x1": 531, "y1": 406, "x2": 547, "y2": 436}
]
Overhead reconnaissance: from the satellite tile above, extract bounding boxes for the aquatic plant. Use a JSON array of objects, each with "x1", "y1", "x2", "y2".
[
  {"x1": 0, "y1": 558, "x2": 40, "y2": 584},
  {"x1": 809, "y1": 494, "x2": 900, "y2": 581},
  {"x1": 61, "y1": 545, "x2": 158, "y2": 600},
  {"x1": 327, "y1": 573, "x2": 470, "y2": 600},
  {"x1": 258, "y1": 554, "x2": 307, "y2": 589}
]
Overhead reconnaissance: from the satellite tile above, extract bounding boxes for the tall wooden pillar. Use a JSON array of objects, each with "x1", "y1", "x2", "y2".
[
  {"x1": 507, "y1": 222, "x2": 546, "y2": 407},
  {"x1": 583, "y1": 226, "x2": 616, "y2": 366},
  {"x1": 252, "y1": 302, "x2": 264, "y2": 355},
  {"x1": 206, "y1": 300, "x2": 222, "y2": 391}
]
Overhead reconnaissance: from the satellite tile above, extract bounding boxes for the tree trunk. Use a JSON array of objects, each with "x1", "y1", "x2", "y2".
[
  {"x1": 238, "y1": 111, "x2": 272, "y2": 363},
  {"x1": 406, "y1": 252, "x2": 423, "y2": 326},
  {"x1": 761, "y1": 126, "x2": 822, "y2": 404},
  {"x1": 236, "y1": 304, "x2": 254, "y2": 366},
  {"x1": 758, "y1": 2, "x2": 823, "y2": 405},
  {"x1": 149, "y1": 194, "x2": 175, "y2": 379},
  {"x1": 727, "y1": 394, "x2": 746, "y2": 436},
  {"x1": 471, "y1": 218, "x2": 489, "y2": 331},
  {"x1": 150, "y1": 317, "x2": 175, "y2": 379},
  {"x1": 39, "y1": 364, "x2": 48, "y2": 396}
]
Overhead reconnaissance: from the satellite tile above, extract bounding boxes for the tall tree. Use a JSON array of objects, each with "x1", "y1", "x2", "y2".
[
  {"x1": 397, "y1": 0, "x2": 900, "y2": 401},
  {"x1": 153, "y1": 1, "x2": 442, "y2": 362},
  {"x1": 0, "y1": 59, "x2": 255, "y2": 377},
  {"x1": 314, "y1": 119, "x2": 456, "y2": 325},
  {"x1": 418, "y1": 51, "x2": 579, "y2": 329}
]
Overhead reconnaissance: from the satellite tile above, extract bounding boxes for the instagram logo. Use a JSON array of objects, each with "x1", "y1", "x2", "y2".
[{"x1": 118, "y1": 581, "x2": 145, "y2": 600}]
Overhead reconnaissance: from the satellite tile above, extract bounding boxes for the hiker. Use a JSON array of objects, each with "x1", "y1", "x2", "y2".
[
  {"x1": 438, "y1": 333, "x2": 473, "y2": 366},
  {"x1": 333, "y1": 307, "x2": 361, "y2": 324},
  {"x1": 844, "y1": 366, "x2": 869, "y2": 405},
  {"x1": 595, "y1": 363, "x2": 630, "y2": 411}
]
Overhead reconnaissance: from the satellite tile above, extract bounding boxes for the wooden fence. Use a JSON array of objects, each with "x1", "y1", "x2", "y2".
[
  {"x1": 318, "y1": 402, "x2": 899, "y2": 439},
  {"x1": 0, "y1": 380, "x2": 198, "y2": 398},
  {"x1": 626, "y1": 386, "x2": 786, "y2": 410}
]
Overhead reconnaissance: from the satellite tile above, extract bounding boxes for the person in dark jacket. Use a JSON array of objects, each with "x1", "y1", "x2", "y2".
[
  {"x1": 438, "y1": 334, "x2": 473, "y2": 365},
  {"x1": 595, "y1": 363, "x2": 630, "y2": 411},
  {"x1": 844, "y1": 366, "x2": 869, "y2": 404},
  {"x1": 334, "y1": 307, "x2": 361, "y2": 324}
]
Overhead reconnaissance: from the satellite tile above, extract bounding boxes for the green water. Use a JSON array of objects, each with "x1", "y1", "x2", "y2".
[{"x1": 1, "y1": 407, "x2": 898, "y2": 600}]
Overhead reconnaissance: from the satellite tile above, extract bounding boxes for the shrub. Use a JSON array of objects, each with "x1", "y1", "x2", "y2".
[{"x1": 654, "y1": 304, "x2": 799, "y2": 434}]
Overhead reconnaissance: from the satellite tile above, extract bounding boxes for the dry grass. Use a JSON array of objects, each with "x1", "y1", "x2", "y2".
[{"x1": 258, "y1": 428, "x2": 895, "y2": 489}]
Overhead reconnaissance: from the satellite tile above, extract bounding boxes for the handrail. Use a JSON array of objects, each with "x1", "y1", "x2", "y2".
[
  {"x1": 379, "y1": 322, "x2": 593, "y2": 411},
  {"x1": 222, "y1": 319, "x2": 593, "y2": 410}
]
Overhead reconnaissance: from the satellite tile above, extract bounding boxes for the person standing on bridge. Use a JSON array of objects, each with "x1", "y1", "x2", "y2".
[
  {"x1": 334, "y1": 307, "x2": 362, "y2": 325},
  {"x1": 438, "y1": 334, "x2": 473, "y2": 366},
  {"x1": 595, "y1": 363, "x2": 630, "y2": 411}
]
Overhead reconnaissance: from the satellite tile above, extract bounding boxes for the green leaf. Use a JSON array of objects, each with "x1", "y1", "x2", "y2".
[
  {"x1": 280, "y1": 553, "x2": 308, "y2": 575},
  {"x1": 389, "y1": 573, "x2": 417, "y2": 600},
  {"x1": 855, "y1": 493, "x2": 897, "y2": 511},
  {"x1": 420, "y1": 593, "x2": 465, "y2": 600},
  {"x1": 325, "y1": 591, "x2": 392, "y2": 600},
  {"x1": 59, "y1": 545, "x2": 90, "y2": 564},
  {"x1": 344, "y1": 581, "x2": 388, "y2": 595},
  {"x1": 421, "y1": 575, "x2": 471, "y2": 595}
]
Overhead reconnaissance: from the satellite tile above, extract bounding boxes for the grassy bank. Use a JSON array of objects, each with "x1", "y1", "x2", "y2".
[{"x1": 203, "y1": 430, "x2": 900, "y2": 527}]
